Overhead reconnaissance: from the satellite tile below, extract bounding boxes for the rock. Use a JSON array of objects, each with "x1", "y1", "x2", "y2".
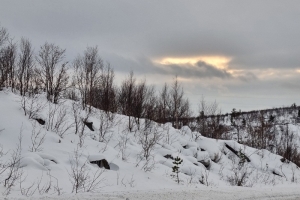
[
  {"x1": 225, "y1": 143, "x2": 251, "y2": 162},
  {"x1": 83, "y1": 121, "x2": 94, "y2": 131},
  {"x1": 164, "y1": 154, "x2": 174, "y2": 160},
  {"x1": 90, "y1": 159, "x2": 110, "y2": 170},
  {"x1": 34, "y1": 118, "x2": 45, "y2": 125},
  {"x1": 199, "y1": 159, "x2": 211, "y2": 169}
]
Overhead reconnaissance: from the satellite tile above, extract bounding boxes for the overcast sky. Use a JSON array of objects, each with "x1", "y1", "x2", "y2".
[{"x1": 1, "y1": 0, "x2": 300, "y2": 113}]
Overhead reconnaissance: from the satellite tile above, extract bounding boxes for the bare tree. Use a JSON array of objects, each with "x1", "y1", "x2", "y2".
[
  {"x1": 17, "y1": 38, "x2": 34, "y2": 96},
  {"x1": 0, "y1": 39, "x2": 17, "y2": 90},
  {"x1": 0, "y1": 25, "x2": 8, "y2": 47},
  {"x1": 118, "y1": 71, "x2": 136, "y2": 131},
  {"x1": 132, "y1": 79, "x2": 148, "y2": 129},
  {"x1": 97, "y1": 64, "x2": 117, "y2": 113},
  {"x1": 143, "y1": 86, "x2": 158, "y2": 127},
  {"x1": 169, "y1": 76, "x2": 184, "y2": 129},
  {"x1": 157, "y1": 83, "x2": 170, "y2": 124},
  {"x1": 37, "y1": 42, "x2": 68, "y2": 104},
  {"x1": 197, "y1": 96, "x2": 222, "y2": 138},
  {"x1": 73, "y1": 46, "x2": 103, "y2": 110}
]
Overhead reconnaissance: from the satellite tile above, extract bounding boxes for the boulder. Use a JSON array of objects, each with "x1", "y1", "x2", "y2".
[
  {"x1": 84, "y1": 121, "x2": 94, "y2": 131},
  {"x1": 34, "y1": 118, "x2": 45, "y2": 125},
  {"x1": 164, "y1": 154, "x2": 174, "y2": 160},
  {"x1": 90, "y1": 159, "x2": 110, "y2": 170}
]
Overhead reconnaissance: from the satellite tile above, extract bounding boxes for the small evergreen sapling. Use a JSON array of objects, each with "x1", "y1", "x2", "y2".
[{"x1": 172, "y1": 156, "x2": 183, "y2": 184}]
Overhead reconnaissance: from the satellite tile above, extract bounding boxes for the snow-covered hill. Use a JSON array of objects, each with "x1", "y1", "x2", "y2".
[{"x1": 0, "y1": 89, "x2": 300, "y2": 199}]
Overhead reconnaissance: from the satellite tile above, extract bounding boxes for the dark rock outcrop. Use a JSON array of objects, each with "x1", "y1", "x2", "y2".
[
  {"x1": 34, "y1": 118, "x2": 45, "y2": 125},
  {"x1": 164, "y1": 154, "x2": 174, "y2": 160},
  {"x1": 199, "y1": 159, "x2": 211, "y2": 169},
  {"x1": 84, "y1": 121, "x2": 94, "y2": 131},
  {"x1": 90, "y1": 159, "x2": 110, "y2": 170},
  {"x1": 225, "y1": 143, "x2": 251, "y2": 162}
]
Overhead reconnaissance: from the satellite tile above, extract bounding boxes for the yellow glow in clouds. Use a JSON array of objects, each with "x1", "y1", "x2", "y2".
[{"x1": 156, "y1": 56, "x2": 231, "y2": 70}]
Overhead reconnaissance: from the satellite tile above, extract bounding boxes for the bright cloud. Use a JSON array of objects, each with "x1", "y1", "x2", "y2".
[{"x1": 155, "y1": 56, "x2": 231, "y2": 70}]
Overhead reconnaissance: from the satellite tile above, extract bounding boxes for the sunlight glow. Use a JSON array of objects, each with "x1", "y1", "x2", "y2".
[{"x1": 155, "y1": 56, "x2": 231, "y2": 70}]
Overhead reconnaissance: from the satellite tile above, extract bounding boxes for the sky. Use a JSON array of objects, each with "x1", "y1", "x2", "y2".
[{"x1": 1, "y1": 0, "x2": 300, "y2": 113}]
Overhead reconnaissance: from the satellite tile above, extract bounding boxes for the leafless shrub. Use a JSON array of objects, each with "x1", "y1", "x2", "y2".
[
  {"x1": 226, "y1": 156, "x2": 254, "y2": 187},
  {"x1": 250, "y1": 168, "x2": 279, "y2": 186},
  {"x1": 162, "y1": 123, "x2": 178, "y2": 145},
  {"x1": 97, "y1": 111, "x2": 118, "y2": 143},
  {"x1": 116, "y1": 172, "x2": 120, "y2": 185},
  {"x1": 218, "y1": 164, "x2": 225, "y2": 180},
  {"x1": 51, "y1": 174, "x2": 63, "y2": 195},
  {"x1": 291, "y1": 166, "x2": 298, "y2": 183},
  {"x1": 186, "y1": 168, "x2": 197, "y2": 185},
  {"x1": 36, "y1": 171, "x2": 52, "y2": 195},
  {"x1": 78, "y1": 112, "x2": 91, "y2": 148},
  {"x1": 74, "y1": 104, "x2": 93, "y2": 148},
  {"x1": 20, "y1": 94, "x2": 46, "y2": 119},
  {"x1": 136, "y1": 123, "x2": 162, "y2": 172},
  {"x1": 71, "y1": 101, "x2": 82, "y2": 135},
  {"x1": 212, "y1": 152, "x2": 222, "y2": 163},
  {"x1": 0, "y1": 144, "x2": 8, "y2": 177},
  {"x1": 116, "y1": 128, "x2": 130, "y2": 161},
  {"x1": 2, "y1": 130, "x2": 23, "y2": 196},
  {"x1": 19, "y1": 170, "x2": 63, "y2": 196},
  {"x1": 127, "y1": 174, "x2": 136, "y2": 188},
  {"x1": 276, "y1": 125, "x2": 300, "y2": 168},
  {"x1": 68, "y1": 148, "x2": 106, "y2": 193},
  {"x1": 138, "y1": 123, "x2": 162, "y2": 160},
  {"x1": 199, "y1": 169, "x2": 211, "y2": 186},
  {"x1": 118, "y1": 174, "x2": 136, "y2": 188},
  {"x1": 19, "y1": 175, "x2": 37, "y2": 197},
  {"x1": 162, "y1": 123, "x2": 171, "y2": 144},
  {"x1": 140, "y1": 155, "x2": 156, "y2": 172},
  {"x1": 46, "y1": 103, "x2": 73, "y2": 138},
  {"x1": 29, "y1": 122, "x2": 46, "y2": 152}
]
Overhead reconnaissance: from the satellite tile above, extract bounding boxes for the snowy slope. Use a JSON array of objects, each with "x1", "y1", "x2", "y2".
[{"x1": 0, "y1": 89, "x2": 300, "y2": 198}]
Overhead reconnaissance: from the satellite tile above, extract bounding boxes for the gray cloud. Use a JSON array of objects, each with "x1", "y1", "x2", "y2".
[
  {"x1": 1, "y1": 0, "x2": 300, "y2": 112},
  {"x1": 237, "y1": 72, "x2": 257, "y2": 82}
]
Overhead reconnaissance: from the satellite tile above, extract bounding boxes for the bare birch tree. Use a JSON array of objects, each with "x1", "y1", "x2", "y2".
[{"x1": 37, "y1": 42, "x2": 68, "y2": 103}]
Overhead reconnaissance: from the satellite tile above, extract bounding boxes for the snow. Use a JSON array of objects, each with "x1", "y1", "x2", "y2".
[
  {"x1": 4, "y1": 187, "x2": 300, "y2": 200},
  {"x1": 1, "y1": 89, "x2": 300, "y2": 199}
]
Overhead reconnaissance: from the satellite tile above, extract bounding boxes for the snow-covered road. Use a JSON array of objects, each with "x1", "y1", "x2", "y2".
[{"x1": 8, "y1": 186, "x2": 300, "y2": 200}]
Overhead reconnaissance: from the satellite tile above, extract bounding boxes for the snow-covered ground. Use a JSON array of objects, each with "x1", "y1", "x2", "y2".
[
  {"x1": 0, "y1": 90, "x2": 300, "y2": 199},
  {"x1": 6, "y1": 186, "x2": 300, "y2": 200}
]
